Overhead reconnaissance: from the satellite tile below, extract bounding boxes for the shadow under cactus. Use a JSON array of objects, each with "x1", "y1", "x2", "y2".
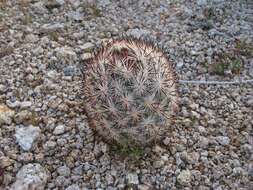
[{"x1": 109, "y1": 143, "x2": 145, "y2": 162}]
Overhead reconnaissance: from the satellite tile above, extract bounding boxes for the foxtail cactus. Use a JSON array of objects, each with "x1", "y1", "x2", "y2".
[{"x1": 83, "y1": 37, "x2": 178, "y2": 147}]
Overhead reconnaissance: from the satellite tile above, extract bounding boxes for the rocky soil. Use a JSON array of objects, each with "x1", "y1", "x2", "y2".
[{"x1": 0, "y1": 0, "x2": 252, "y2": 190}]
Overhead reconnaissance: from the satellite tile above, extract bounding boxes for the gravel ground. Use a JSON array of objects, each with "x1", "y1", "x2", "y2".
[{"x1": 0, "y1": 0, "x2": 253, "y2": 189}]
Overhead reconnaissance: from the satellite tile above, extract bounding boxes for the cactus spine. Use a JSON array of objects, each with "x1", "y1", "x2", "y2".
[{"x1": 83, "y1": 37, "x2": 178, "y2": 147}]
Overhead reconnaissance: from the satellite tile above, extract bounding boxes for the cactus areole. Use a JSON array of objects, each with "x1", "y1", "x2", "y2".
[{"x1": 83, "y1": 37, "x2": 179, "y2": 147}]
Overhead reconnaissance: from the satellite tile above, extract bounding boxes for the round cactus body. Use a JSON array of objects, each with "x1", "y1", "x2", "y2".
[{"x1": 83, "y1": 37, "x2": 178, "y2": 147}]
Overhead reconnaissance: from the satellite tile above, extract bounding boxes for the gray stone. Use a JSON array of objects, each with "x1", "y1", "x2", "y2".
[
  {"x1": 0, "y1": 84, "x2": 6, "y2": 93},
  {"x1": 233, "y1": 167, "x2": 245, "y2": 175},
  {"x1": 249, "y1": 62, "x2": 253, "y2": 77},
  {"x1": 57, "y1": 138, "x2": 68, "y2": 146},
  {"x1": 105, "y1": 174, "x2": 114, "y2": 185},
  {"x1": 248, "y1": 166, "x2": 253, "y2": 176},
  {"x1": 176, "y1": 153, "x2": 183, "y2": 166},
  {"x1": 69, "y1": 0, "x2": 80, "y2": 8},
  {"x1": 177, "y1": 169, "x2": 191, "y2": 186},
  {"x1": 56, "y1": 0, "x2": 65, "y2": 5},
  {"x1": 63, "y1": 66, "x2": 79, "y2": 76},
  {"x1": 213, "y1": 0, "x2": 225, "y2": 3},
  {"x1": 163, "y1": 137, "x2": 170, "y2": 146},
  {"x1": 197, "y1": 0, "x2": 207, "y2": 6},
  {"x1": 161, "y1": 154, "x2": 169, "y2": 162},
  {"x1": 10, "y1": 163, "x2": 49, "y2": 190},
  {"x1": 72, "y1": 165, "x2": 83, "y2": 175},
  {"x1": 153, "y1": 145, "x2": 166, "y2": 154},
  {"x1": 180, "y1": 151, "x2": 191, "y2": 164},
  {"x1": 216, "y1": 136, "x2": 230, "y2": 146},
  {"x1": 53, "y1": 125, "x2": 66, "y2": 135},
  {"x1": 57, "y1": 165, "x2": 71, "y2": 176},
  {"x1": 126, "y1": 28, "x2": 151, "y2": 39},
  {"x1": 66, "y1": 184, "x2": 80, "y2": 190},
  {"x1": 153, "y1": 160, "x2": 165, "y2": 169},
  {"x1": 25, "y1": 34, "x2": 39, "y2": 43},
  {"x1": 177, "y1": 61, "x2": 184, "y2": 69},
  {"x1": 80, "y1": 42, "x2": 95, "y2": 52},
  {"x1": 138, "y1": 184, "x2": 152, "y2": 190},
  {"x1": 197, "y1": 126, "x2": 206, "y2": 134},
  {"x1": 32, "y1": 2, "x2": 48, "y2": 14},
  {"x1": 20, "y1": 101, "x2": 32, "y2": 109},
  {"x1": 68, "y1": 11, "x2": 84, "y2": 21},
  {"x1": 6, "y1": 100, "x2": 21, "y2": 108},
  {"x1": 47, "y1": 70, "x2": 59, "y2": 79},
  {"x1": 44, "y1": 140, "x2": 57, "y2": 150},
  {"x1": 208, "y1": 29, "x2": 227, "y2": 38},
  {"x1": 45, "y1": 0, "x2": 64, "y2": 9},
  {"x1": 40, "y1": 23, "x2": 64, "y2": 33},
  {"x1": 15, "y1": 125, "x2": 41, "y2": 151},
  {"x1": 199, "y1": 136, "x2": 209, "y2": 148},
  {"x1": 55, "y1": 46, "x2": 76, "y2": 60},
  {"x1": 98, "y1": 0, "x2": 111, "y2": 7},
  {"x1": 126, "y1": 173, "x2": 139, "y2": 185},
  {"x1": 246, "y1": 96, "x2": 253, "y2": 107},
  {"x1": 55, "y1": 176, "x2": 67, "y2": 187}
]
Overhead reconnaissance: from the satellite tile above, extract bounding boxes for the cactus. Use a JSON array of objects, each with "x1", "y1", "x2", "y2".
[{"x1": 83, "y1": 37, "x2": 178, "y2": 148}]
